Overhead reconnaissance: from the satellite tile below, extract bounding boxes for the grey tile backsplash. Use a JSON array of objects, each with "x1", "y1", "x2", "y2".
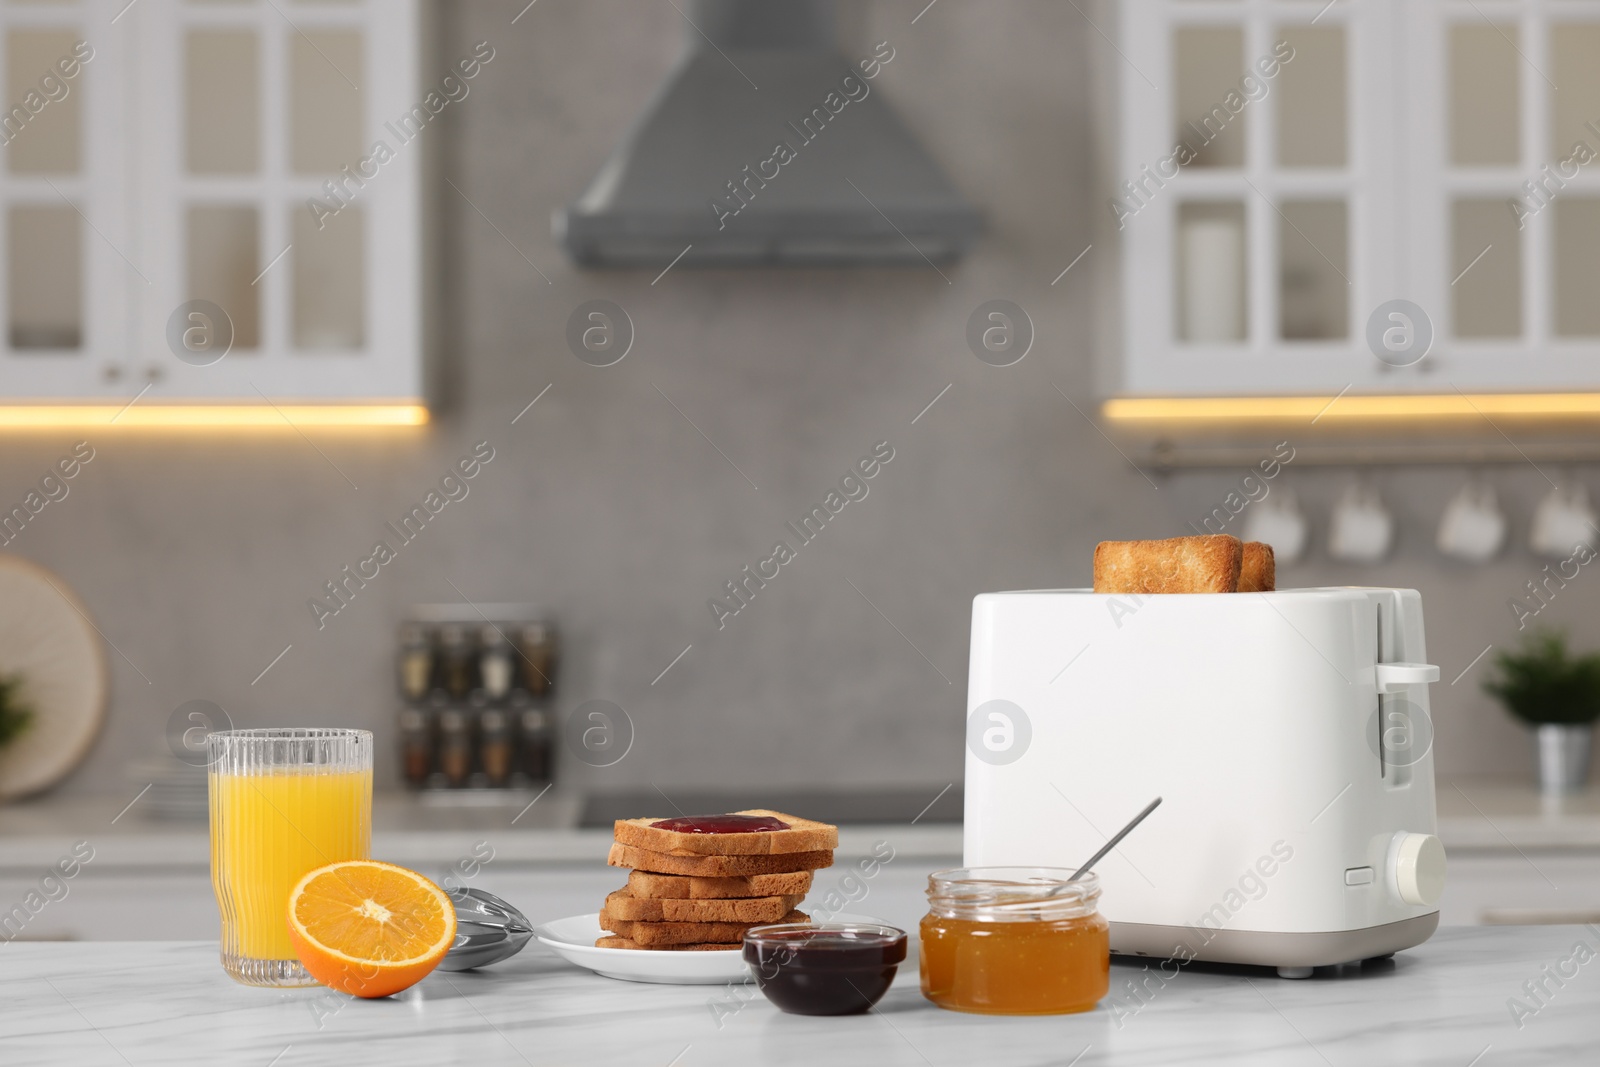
[{"x1": 0, "y1": 1, "x2": 1573, "y2": 799}]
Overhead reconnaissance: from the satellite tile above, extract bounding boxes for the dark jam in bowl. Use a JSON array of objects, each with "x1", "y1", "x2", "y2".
[
  {"x1": 743, "y1": 924, "x2": 908, "y2": 1016},
  {"x1": 650, "y1": 814, "x2": 790, "y2": 833}
]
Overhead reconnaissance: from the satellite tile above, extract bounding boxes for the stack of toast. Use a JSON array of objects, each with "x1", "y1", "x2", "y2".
[{"x1": 597, "y1": 810, "x2": 838, "y2": 951}]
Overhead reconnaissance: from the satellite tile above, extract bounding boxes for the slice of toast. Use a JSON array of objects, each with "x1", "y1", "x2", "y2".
[
  {"x1": 1237, "y1": 541, "x2": 1276, "y2": 592},
  {"x1": 609, "y1": 843, "x2": 834, "y2": 877},
  {"x1": 1093, "y1": 535, "x2": 1243, "y2": 594},
  {"x1": 594, "y1": 937, "x2": 738, "y2": 951},
  {"x1": 599, "y1": 906, "x2": 809, "y2": 946},
  {"x1": 604, "y1": 887, "x2": 803, "y2": 923},
  {"x1": 613, "y1": 810, "x2": 838, "y2": 856},
  {"x1": 627, "y1": 869, "x2": 815, "y2": 900}
]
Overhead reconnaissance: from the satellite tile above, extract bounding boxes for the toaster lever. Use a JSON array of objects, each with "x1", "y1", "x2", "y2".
[{"x1": 1376, "y1": 662, "x2": 1439, "y2": 693}]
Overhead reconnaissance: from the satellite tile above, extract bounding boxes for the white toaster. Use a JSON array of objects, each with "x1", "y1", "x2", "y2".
[{"x1": 963, "y1": 587, "x2": 1446, "y2": 978}]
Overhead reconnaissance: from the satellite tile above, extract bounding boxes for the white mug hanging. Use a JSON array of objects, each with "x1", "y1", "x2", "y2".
[
  {"x1": 1529, "y1": 484, "x2": 1598, "y2": 559},
  {"x1": 1242, "y1": 490, "x2": 1309, "y2": 564},
  {"x1": 1436, "y1": 480, "x2": 1507, "y2": 563},
  {"x1": 1328, "y1": 483, "x2": 1394, "y2": 563}
]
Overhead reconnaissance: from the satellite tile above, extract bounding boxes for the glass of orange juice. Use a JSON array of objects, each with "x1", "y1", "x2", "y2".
[{"x1": 207, "y1": 729, "x2": 372, "y2": 987}]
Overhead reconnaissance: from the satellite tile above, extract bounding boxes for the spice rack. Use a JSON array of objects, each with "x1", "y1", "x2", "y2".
[{"x1": 395, "y1": 604, "x2": 558, "y2": 796}]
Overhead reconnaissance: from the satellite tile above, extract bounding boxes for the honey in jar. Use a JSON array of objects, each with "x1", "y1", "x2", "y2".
[{"x1": 920, "y1": 867, "x2": 1110, "y2": 1015}]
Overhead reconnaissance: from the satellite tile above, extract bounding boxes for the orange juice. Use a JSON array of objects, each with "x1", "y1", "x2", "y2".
[{"x1": 210, "y1": 768, "x2": 371, "y2": 962}]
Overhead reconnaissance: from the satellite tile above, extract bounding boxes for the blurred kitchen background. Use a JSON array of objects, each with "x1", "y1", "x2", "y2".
[{"x1": 2, "y1": 0, "x2": 1600, "y2": 936}]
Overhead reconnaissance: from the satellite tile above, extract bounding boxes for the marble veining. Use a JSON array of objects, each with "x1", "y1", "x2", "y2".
[{"x1": 0, "y1": 926, "x2": 1594, "y2": 1065}]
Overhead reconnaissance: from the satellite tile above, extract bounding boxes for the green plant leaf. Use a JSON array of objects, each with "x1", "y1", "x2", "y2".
[
  {"x1": 0, "y1": 673, "x2": 34, "y2": 749},
  {"x1": 1482, "y1": 630, "x2": 1600, "y2": 725}
]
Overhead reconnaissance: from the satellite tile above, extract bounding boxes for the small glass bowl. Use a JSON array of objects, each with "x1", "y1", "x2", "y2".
[{"x1": 742, "y1": 922, "x2": 908, "y2": 1016}]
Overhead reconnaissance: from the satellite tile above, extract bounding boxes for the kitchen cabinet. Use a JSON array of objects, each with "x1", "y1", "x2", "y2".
[
  {"x1": 16, "y1": 847, "x2": 1600, "y2": 943},
  {"x1": 1437, "y1": 850, "x2": 1600, "y2": 926},
  {"x1": 0, "y1": 0, "x2": 430, "y2": 407},
  {"x1": 1105, "y1": 0, "x2": 1600, "y2": 400},
  {"x1": 0, "y1": 853, "x2": 942, "y2": 943},
  {"x1": 7, "y1": 784, "x2": 1592, "y2": 942}
]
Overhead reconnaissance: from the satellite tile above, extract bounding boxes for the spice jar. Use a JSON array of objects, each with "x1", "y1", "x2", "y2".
[
  {"x1": 478, "y1": 625, "x2": 515, "y2": 700},
  {"x1": 480, "y1": 707, "x2": 513, "y2": 787},
  {"x1": 398, "y1": 623, "x2": 435, "y2": 701},
  {"x1": 920, "y1": 867, "x2": 1109, "y2": 1015},
  {"x1": 516, "y1": 622, "x2": 555, "y2": 696},
  {"x1": 513, "y1": 696, "x2": 553, "y2": 783},
  {"x1": 398, "y1": 706, "x2": 434, "y2": 787},
  {"x1": 438, "y1": 707, "x2": 473, "y2": 787},
  {"x1": 438, "y1": 623, "x2": 476, "y2": 699}
]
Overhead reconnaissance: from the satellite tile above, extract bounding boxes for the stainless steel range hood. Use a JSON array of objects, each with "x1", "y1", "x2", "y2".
[{"x1": 554, "y1": 0, "x2": 981, "y2": 267}]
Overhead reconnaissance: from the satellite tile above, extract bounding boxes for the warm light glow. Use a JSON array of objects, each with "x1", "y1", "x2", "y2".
[
  {"x1": 0, "y1": 404, "x2": 430, "y2": 429},
  {"x1": 1102, "y1": 394, "x2": 1600, "y2": 422}
]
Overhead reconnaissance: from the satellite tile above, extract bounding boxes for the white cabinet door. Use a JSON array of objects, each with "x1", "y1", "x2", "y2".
[
  {"x1": 0, "y1": 2, "x2": 133, "y2": 399},
  {"x1": 0, "y1": 0, "x2": 428, "y2": 408},
  {"x1": 1111, "y1": 0, "x2": 1600, "y2": 400}
]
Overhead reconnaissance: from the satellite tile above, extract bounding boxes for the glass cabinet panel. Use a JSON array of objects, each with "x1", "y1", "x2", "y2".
[
  {"x1": 1554, "y1": 199, "x2": 1600, "y2": 338},
  {"x1": 1176, "y1": 201, "x2": 1247, "y2": 342},
  {"x1": 1550, "y1": 25, "x2": 1600, "y2": 165},
  {"x1": 185, "y1": 29, "x2": 259, "y2": 174},
  {"x1": 1452, "y1": 199, "x2": 1520, "y2": 338},
  {"x1": 292, "y1": 203, "x2": 363, "y2": 349},
  {"x1": 8, "y1": 205, "x2": 80, "y2": 349},
  {"x1": 290, "y1": 29, "x2": 362, "y2": 174},
  {"x1": 1174, "y1": 26, "x2": 1246, "y2": 169},
  {"x1": 6, "y1": 29, "x2": 82, "y2": 174},
  {"x1": 1449, "y1": 24, "x2": 1519, "y2": 166},
  {"x1": 1275, "y1": 27, "x2": 1346, "y2": 168},
  {"x1": 1278, "y1": 200, "x2": 1348, "y2": 340},
  {"x1": 187, "y1": 205, "x2": 260, "y2": 349}
]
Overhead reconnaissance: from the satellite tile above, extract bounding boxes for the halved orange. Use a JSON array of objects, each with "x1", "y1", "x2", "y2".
[{"x1": 287, "y1": 859, "x2": 457, "y2": 998}]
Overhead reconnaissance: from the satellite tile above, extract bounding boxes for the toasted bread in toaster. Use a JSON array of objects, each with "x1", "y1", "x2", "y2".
[
  {"x1": 1093, "y1": 535, "x2": 1243, "y2": 594},
  {"x1": 627, "y1": 869, "x2": 815, "y2": 900},
  {"x1": 609, "y1": 843, "x2": 834, "y2": 877},
  {"x1": 613, "y1": 811, "x2": 838, "y2": 856},
  {"x1": 1236, "y1": 541, "x2": 1276, "y2": 592},
  {"x1": 603, "y1": 887, "x2": 803, "y2": 923},
  {"x1": 599, "y1": 906, "x2": 809, "y2": 946},
  {"x1": 593, "y1": 936, "x2": 738, "y2": 951}
]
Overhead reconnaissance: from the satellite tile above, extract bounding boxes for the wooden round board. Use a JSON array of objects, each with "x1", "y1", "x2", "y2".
[{"x1": 0, "y1": 554, "x2": 108, "y2": 799}]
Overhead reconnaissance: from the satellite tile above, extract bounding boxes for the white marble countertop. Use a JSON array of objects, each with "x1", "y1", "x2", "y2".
[{"x1": 2, "y1": 925, "x2": 1593, "y2": 1066}]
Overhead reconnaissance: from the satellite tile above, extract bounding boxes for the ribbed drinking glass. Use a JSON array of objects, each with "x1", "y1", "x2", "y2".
[{"x1": 207, "y1": 729, "x2": 372, "y2": 987}]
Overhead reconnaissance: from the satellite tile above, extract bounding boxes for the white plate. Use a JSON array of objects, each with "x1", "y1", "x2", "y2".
[{"x1": 535, "y1": 912, "x2": 894, "y2": 985}]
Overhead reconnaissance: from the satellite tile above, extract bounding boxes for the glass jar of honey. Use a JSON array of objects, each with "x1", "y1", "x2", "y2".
[{"x1": 920, "y1": 867, "x2": 1109, "y2": 1015}]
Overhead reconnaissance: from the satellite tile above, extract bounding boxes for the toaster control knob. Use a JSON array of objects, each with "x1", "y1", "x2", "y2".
[{"x1": 1390, "y1": 832, "x2": 1446, "y2": 906}]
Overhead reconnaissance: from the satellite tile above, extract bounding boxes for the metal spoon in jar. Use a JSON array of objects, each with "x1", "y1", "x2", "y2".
[
  {"x1": 983, "y1": 797, "x2": 1166, "y2": 912},
  {"x1": 1064, "y1": 796, "x2": 1162, "y2": 886}
]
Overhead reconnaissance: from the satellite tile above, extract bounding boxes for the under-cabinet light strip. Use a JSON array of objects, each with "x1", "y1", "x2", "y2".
[
  {"x1": 0, "y1": 405, "x2": 430, "y2": 429},
  {"x1": 1101, "y1": 394, "x2": 1600, "y2": 422}
]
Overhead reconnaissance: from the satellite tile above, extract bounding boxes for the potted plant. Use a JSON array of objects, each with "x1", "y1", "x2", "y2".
[{"x1": 1483, "y1": 631, "x2": 1600, "y2": 794}]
